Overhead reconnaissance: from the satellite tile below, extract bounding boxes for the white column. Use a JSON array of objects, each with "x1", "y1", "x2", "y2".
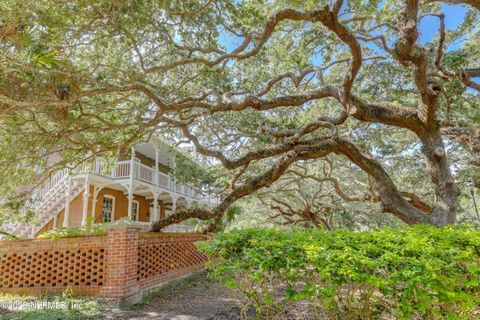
[
  {"x1": 155, "y1": 147, "x2": 159, "y2": 187},
  {"x1": 172, "y1": 153, "x2": 177, "y2": 197},
  {"x1": 128, "y1": 147, "x2": 135, "y2": 219},
  {"x1": 91, "y1": 198, "x2": 97, "y2": 219},
  {"x1": 130, "y1": 146, "x2": 136, "y2": 171},
  {"x1": 91, "y1": 186, "x2": 99, "y2": 222},
  {"x1": 53, "y1": 214, "x2": 58, "y2": 229},
  {"x1": 153, "y1": 147, "x2": 160, "y2": 223},
  {"x1": 81, "y1": 175, "x2": 90, "y2": 226},
  {"x1": 63, "y1": 178, "x2": 71, "y2": 228},
  {"x1": 152, "y1": 193, "x2": 159, "y2": 222},
  {"x1": 127, "y1": 186, "x2": 133, "y2": 220}
]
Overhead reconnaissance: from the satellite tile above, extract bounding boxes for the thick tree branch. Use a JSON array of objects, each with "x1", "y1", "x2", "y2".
[{"x1": 152, "y1": 136, "x2": 435, "y2": 231}]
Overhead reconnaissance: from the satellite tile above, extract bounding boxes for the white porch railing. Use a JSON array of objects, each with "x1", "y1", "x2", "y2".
[
  {"x1": 15, "y1": 158, "x2": 218, "y2": 238},
  {"x1": 135, "y1": 221, "x2": 152, "y2": 232},
  {"x1": 114, "y1": 160, "x2": 130, "y2": 178},
  {"x1": 25, "y1": 158, "x2": 217, "y2": 218},
  {"x1": 75, "y1": 158, "x2": 218, "y2": 205}
]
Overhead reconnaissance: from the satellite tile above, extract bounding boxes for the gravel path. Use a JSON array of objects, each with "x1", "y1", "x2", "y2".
[{"x1": 102, "y1": 271, "x2": 242, "y2": 320}]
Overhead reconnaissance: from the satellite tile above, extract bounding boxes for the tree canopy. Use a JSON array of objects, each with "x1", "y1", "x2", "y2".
[{"x1": 0, "y1": 0, "x2": 479, "y2": 230}]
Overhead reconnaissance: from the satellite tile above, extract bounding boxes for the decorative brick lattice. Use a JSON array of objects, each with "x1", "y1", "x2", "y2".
[
  {"x1": 137, "y1": 235, "x2": 208, "y2": 281},
  {"x1": 0, "y1": 242, "x2": 105, "y2": 289},
  {"x1": 0, "y1": 230, "x2": 208, "y2": 298}
]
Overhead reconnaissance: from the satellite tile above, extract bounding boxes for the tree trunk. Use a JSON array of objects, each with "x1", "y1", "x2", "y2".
[{"x1": 420, "y1": 131, "x2": 459, "y2": 226}]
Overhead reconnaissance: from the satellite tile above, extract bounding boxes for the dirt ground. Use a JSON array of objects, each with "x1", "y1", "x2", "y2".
[
  {"x1": 102, "y1": 271, "x2": 243, "y2": 320},
  {"x1": 1, "y1": 271, "x2": 314, "y2": 320}
]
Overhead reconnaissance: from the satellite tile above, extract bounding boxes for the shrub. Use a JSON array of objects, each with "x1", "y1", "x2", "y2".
[
  {"x1": 37, "y1": 224, "x2": 105, "y2": 239},
  {"x1": 197, "y1": 225, "x2": 480, "y2": 319}
]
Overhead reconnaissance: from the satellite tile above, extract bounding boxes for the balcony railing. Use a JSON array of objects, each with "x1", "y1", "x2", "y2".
[
  {"x1": 15, "y1": 158, "x2": 218, "y2": 238},
  {"x1": 76, "y1": 158, "x2": 217, "y2": 205}
]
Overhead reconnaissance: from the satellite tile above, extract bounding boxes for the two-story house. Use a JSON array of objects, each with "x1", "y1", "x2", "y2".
[{"x1": 12, "y1": 136, "x2": 217, "y2": 238}]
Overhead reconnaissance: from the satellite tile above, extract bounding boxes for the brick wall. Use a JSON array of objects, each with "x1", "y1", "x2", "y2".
[
  {"x1": 89, "y1": 187, "x2": 154, "y2": 223},
  {"x1": 0, "y1": 235, "x2": 106, "y2": 296},
  {"x1": 137, "y1": 233, "x2": 208, "y2": 289},
  {"x1": 0, "y1": 220, "x2": 209, "y2": 301}
]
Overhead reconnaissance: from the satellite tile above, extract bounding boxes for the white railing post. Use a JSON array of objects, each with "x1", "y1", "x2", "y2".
[
  {"x1": 53, "y1": 214, "x2": 58, "y2": 229},
  {"x1": 91, "y1": 186, "x2": 101, "y2": 222},
  {"x1": 81, "y1": 174, "x2": 90, "y2": 226},
  {"x1": 63, "y1": 176, "x2": 71, "y2": 228},
  {"x1": 127, "y1": 147, "x2": 135, "y2": 220},
  {"x1": 155, "y1": 147, "x2": 160, "y2": 188},
  {"x1": 152, "y1": 192, "x2": 159, "y2": 222}
]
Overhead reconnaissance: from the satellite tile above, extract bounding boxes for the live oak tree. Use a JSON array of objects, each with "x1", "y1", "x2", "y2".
[
  {"x1": 0, "y1": 0, "x2": 479, "y2": 230},
  {"x1": 249, "y1": 157, "x2": 402, "y2": 230}
]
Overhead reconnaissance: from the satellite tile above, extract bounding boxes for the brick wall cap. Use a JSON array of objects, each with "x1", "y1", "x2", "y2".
[
  {"x1": 105, "y1": 219, "x2": 144, "y2": 230},
  {"x1": 0, "y1": 234, "x2": 106, "y2": 247},
  {"x1": 140, "y1": 232, "x2": 207, "y2": 238}
]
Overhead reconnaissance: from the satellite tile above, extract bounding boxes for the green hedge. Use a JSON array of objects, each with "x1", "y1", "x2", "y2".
[
  {"x1": 37, "y1": 224, "x2": 105, "y2": 239},
  {"x1": 197, "y1": 225, "x2": 480, "y2": 319}
]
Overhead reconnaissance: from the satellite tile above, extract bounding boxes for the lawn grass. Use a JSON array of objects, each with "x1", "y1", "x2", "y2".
[
  {"x1": 0, "y1": 293, "x2": 100, "y2": 320},
  {"x1": 1, "y1": 309, "x2": 97, "y2": 320}
]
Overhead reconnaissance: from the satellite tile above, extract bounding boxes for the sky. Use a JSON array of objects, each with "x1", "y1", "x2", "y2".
[
  {"x1": 218, "y1": 3, "x2": 471, "y2": 58},
  {"x1": 216, "y1": 3, "x2": 479, "y2": 86},
  {"x1": 419, "y1": 3, "x2": 468, "y2": 48}
]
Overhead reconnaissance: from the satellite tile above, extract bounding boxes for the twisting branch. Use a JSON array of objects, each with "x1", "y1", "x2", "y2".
[
  {"x1": 0, "y1": 231, "x2": 19, "y2": 239},
  {"x1": 288, "y1": 169, "x2": 378, "y2": 202},
  {"x1": 434, "y1": 13, "x2": 446, "y2": 69},
  {"x1": 168, "y1": 0, "x2": 215, "y2": 17},
  {"x1": 152, "y1": 136, "x2": 436, "y2": 231},
  {"x1": 230, "y1": 164, "x2": 248, "y2": 190},
  {"x1": 2, "y1": 0, "x2": 475, "y2": 232},
  {"x1": 393, "y1": 0, "x2": 440, "y2": 125}
]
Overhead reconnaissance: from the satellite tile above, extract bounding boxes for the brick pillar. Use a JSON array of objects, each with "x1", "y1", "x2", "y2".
[{"x1": 100, "y1": 219, "x2": 143, "y2": 303}]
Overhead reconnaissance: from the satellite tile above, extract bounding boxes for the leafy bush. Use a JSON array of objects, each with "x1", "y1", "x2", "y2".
[
  {"x1": 37, "y1": 224, "x2": 105, "y2": 239},
  {"x1": 197, "y1": 225, "x2": 480, "y2": 319},
  {"x1": 0, "y1": 232, "x2": 19, "y2": 241}
]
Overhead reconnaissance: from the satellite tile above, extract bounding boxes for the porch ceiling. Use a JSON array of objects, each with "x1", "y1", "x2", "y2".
[{"x1": 134, "y1": 141, "x2": 173, "y2": 167}]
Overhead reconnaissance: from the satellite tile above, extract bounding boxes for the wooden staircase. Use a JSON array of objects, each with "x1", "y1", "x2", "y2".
[{"x1": 13, "y1": 170, "x2": 84, "y2": 238}]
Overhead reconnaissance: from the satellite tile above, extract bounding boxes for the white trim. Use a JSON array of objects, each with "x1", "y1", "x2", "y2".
[
  {"x1": 132, "y1": 200, "x2": 140, "y2": 221},
  {"x1": 101, "y1": 194, "x2": 116, "y2": 223},
  {"x1": 63, "y1": 178, "x2": 72, "y2": 228},
  {"x1": 81, "y1": 175, "x2": 91, "y2": 226},
  {"x1": 148, "y1": 201, "x2": 153, "y2": 221},
  {"x1": 128, "y1": 147, "x2": 135, "y2": 218}
]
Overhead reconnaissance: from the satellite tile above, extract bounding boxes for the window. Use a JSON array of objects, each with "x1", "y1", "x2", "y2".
[
  {"x1": 102, "y1": 195, "x2": 115, "y2": 223},
  {"x1": 132, "y1": 200, "x2": 139, "y2": 221}
]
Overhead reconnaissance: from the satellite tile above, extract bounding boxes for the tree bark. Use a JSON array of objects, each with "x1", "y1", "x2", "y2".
[
  {"x1": 419, "y1": 131, "x2": 459, "y2": 225},
  {"x1": 152, "y1": 136, "x2": 455, "y2": 231}
]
